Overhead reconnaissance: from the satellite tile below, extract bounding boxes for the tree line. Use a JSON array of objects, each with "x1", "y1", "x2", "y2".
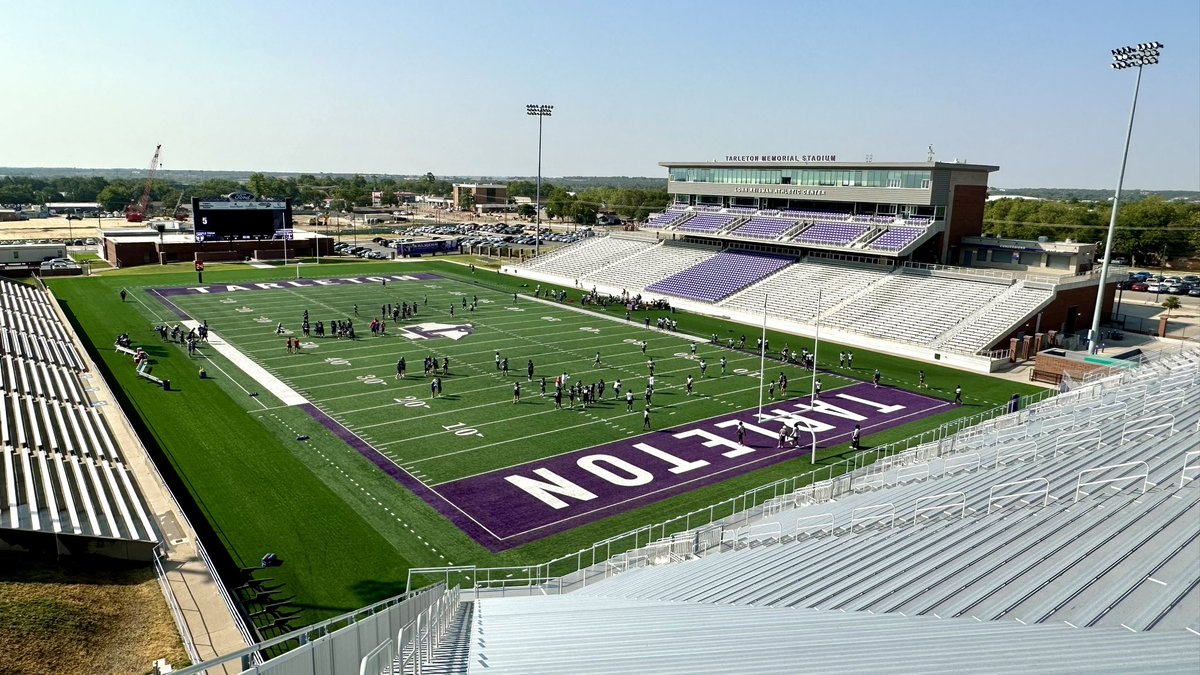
[
  {"x1": 0, "y1": 173, "x2": 672, "y2": 223},
  {"x1": 984, "y1": 196, "x2": 1200, "y2": 265}
]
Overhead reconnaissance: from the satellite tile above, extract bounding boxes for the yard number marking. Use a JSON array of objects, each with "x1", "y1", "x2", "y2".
[
  {"x1": 395, "y1": 396, "x2": 430, "y2": 409},
  {"x1": 443, "y1": 422, "x2": 483, "y2": 438},
  {"x1": 356, "y1": 374, "x2": 386, "y2": 385}
]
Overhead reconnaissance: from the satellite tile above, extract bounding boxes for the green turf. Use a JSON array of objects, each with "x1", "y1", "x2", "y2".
[{"x1": 47, "y1": 258, "x2": 1043, "y2": 625}]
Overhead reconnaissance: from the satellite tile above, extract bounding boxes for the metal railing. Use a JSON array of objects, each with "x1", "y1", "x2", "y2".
[
  {"x1": 174, "y1": 584, "x2": 445, "y2": 675},
  {"x1": 153, "y1": 547, "x2": 201, "y2": 666}
]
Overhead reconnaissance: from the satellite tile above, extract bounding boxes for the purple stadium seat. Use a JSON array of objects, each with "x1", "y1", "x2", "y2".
[{"x1": 646, "y1": 250, "x2": 793, "y2": 303}]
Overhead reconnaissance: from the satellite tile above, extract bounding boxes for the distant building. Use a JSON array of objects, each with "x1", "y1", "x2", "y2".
[
  {"x1": 371, "y1": 191, "x2": 417, "y2": 207},
  {"x1": 45, "y1": 202, "x2": 102, "y2": 215},
  {"x1": 452, "y1": 183, "x2": 510, "y2": 214},
  {"x1": 959, "y1": 236, "x2": 1097, "y2": 275}
]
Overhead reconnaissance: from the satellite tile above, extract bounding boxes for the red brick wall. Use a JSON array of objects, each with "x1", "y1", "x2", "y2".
[{"x1": 945, "y1": 184, "x2": 986, "y2": 264}]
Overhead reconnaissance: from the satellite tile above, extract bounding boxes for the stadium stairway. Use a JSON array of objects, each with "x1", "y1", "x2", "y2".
[{"x1": 391, "y1": 599, "x2": 473, "y2": 675}]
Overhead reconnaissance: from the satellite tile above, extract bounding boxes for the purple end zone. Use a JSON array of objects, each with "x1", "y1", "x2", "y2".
[
  {"x1": 351, "y1": 382, "x2": 944, "y2": 552},
  {"x1": 153, "y1": 273, "x2": 441, "y2": 298}
]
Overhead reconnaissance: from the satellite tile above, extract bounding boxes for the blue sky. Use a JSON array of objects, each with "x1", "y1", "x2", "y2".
[{"x1": 1, "y1": 0, "x2": 1197, "y2": 189}]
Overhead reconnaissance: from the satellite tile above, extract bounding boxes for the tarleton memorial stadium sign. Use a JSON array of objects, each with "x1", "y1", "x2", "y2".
[{"x1": 725, "y1": 154, "x2": 837, "y2": 162}]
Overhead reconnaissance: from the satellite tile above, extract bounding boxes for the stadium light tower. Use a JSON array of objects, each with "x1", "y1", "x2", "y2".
[
  {"x1": 1088, "y1": 42, "x2": 1163, "y2": 354},
  {"x1": 527, "y1": 104, "x2": 553, "y2": 258}
]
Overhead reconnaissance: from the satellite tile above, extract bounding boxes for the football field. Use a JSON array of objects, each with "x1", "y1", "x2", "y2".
[{"x1": 146, "y1": 271, "x2": 947, "y2": 550}]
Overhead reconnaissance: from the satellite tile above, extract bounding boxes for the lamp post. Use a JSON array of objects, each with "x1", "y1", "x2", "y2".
[
  {"x1": 1088, "y1": 41, "x2": 1163, "y2": 354},
  {"x1": 527, "y1": 104, "x2": 553, "y2": 259}
]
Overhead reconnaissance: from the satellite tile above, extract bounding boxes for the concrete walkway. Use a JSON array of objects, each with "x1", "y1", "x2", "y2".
[{"x1": 46, "y1": 286, "x2": 249, "y2": 673}]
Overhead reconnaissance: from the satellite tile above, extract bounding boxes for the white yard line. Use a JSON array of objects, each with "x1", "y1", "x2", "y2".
[{"x1": 181, "y1": 320, "x2": 308, "y2": 406}]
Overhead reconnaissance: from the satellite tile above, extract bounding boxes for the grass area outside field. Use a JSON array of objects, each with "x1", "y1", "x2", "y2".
[
  {"x1": 0, "y1": 553, "x2": 189, "y2": 675},
  {"x1": 46, "y1": 257, "x2": 1042, "y2": 625}
]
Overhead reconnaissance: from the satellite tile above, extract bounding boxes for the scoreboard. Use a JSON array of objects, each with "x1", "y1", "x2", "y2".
[{"x1": 191, "y1": 191, "x2": 292, "y2": 240}]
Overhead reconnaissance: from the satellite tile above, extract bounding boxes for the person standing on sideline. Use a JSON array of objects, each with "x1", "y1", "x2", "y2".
[
  {"x1": 396, "y1": 358, "x2": 404, "y2": 380},
  {"x1": 496, "y1": 351, "x2": 501, "y2": 370},
  {"x1": 838, "y1": 351, "x2": 845, "y2": 368},
  {"x1": 847, "y1": 351, "x2": 854, "y2": 369},
  {"x1": 613, "y1": 379, "x2": 622, "y2": 399},
  {"x1": 643, "y1": 405, "x2": 652, "y2": 431},
  {"x1": 527, "y1": 359, "x2": 535, "y2": 381},
  {"x1": 814, "y1": 377, "x2": 822, "y2": 398},
  {"x1": 436, "y1": 377, "x2": 443, "y2": 397},
  {"x1": 540, "y1": 376, "x2": 547, "y2": 396},
  {"x1": 736, "y1": 421, "x2": 745, "y2": 447},
  {"x1": 626, "y1": 389, "x2": 634, "y2": 412},
  {"x1": 699, "y1": 359, "x2": 707, "y2": 377},
  {"x1": 873, "y1": 368, "x2": 881, "y2": 389},
  {"x1": 513, "y1": 381, "x2": 521, "y2": 403},
  {"x1": 119, "y1": 289, "x2": 127, "y2": 302},
  {"x1": 918, "y1": 370, "x2": 926, "y2": 389},
  {"x1": 512, "y1": 292, "x2": 518, "y2": 305},
  {"x1": 686, "y1": 375, "x2": 694, "y2": 396},
  {"x1": 851, "y1": 424, "x2": 861, "y2": 450},
  {"x1": 768, "y1": 380, "x2": 776, "y2": 399},
  {"x1": 554, "y1": 387, "x2": 563, "y2": 409},
  {"x1": 720, "y1": 356, "x2": 727, "y2": 375},
  {"x1": 502, "y1": 358, "x2": 509, "y2": 376},
  {"x1": 954, "y1": 385, "x2": 963, "y2": 405},
  {"x1": 430, "y1": 378, "x2": 438, "y2": 399},
  {"x1": 641, "y1": 340, "x2": 647, "y2": 355},
  {"x1": 594, "y1": 351, "x2": 601, "y2": 367},
  {"x1": 690, "y1": 342, "x2": 696, "y2": 357}
]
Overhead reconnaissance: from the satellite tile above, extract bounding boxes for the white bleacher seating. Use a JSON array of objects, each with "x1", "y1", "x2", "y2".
[
  {"x1": 936, "y1": 284, "x2": 1054, "y2": 354},
  {"x1": 720, "y1": 260, "x2": 893, "y2": 324},
  {"x1": 822, "y1": 272, "x2": 1010, "y2": 345},
  {"x1": 524, "y1": 236, "x2": 659, "y2": 280},
  {"x1": 0, "y1": 278, "x2": 157, "y2": 543},
  {"x1": 584, "y1": 243, "x2": 718, "y2": 291}
]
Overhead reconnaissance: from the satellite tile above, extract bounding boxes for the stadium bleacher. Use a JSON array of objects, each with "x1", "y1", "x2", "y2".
[
  {"x1": 936, "y1": 283, "x2": 1055, "y2": 354},
  {"x1": 730, "y1": 216, "x2": 799, "y2": 240},
  {"x1": 821, "y1": 271, "x2": 1011, "y2": 345},
  {"x1": 523, "y1": 236, "x2": 658, "y2": 280},
  {"x1": 719, "y1": 259, "x2": 893, "y2": 324},
  {"x1": 791, "y1": 221, "x2": 870, "y2": 246},
  {"x1": 644, "y1": 251, "x2": 793, "y2": 303},
  {"x1": 582, "y1": 242, "x2": 718, "y2": 291},
  {"x1": 642, "y1": 209, "x2": 691, "y2": 229},
  {"x1": 0, "y1": 278, "x2": 157, "y2": 543},
  {"x1": 866, "y1": 225, "x2": 926, "y2": 251},
  {"x1": 675, "y1": 213, "x2": 738, "y2": 233}
]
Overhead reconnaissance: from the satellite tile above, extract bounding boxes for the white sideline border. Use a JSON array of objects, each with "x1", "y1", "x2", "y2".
[{"x1": 182, "y1": 320, "x2": 308, "y2": 406}]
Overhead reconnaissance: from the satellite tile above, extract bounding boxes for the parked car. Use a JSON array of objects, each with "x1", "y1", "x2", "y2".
[
  {"x1": 1146, "y1": 283, "x2": 1167, "y2": 293},
  {"x1": 1188, "y1": 287, "x2": 1200, "y2": 297},
  {"x1": 1130, "y1": 282, "x2": 1149, "y2": 292}
]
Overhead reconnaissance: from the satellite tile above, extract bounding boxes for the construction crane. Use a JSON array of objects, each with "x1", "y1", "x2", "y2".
[{"x1": 125, "y1": 144, "x2": 162, "y2": 222}]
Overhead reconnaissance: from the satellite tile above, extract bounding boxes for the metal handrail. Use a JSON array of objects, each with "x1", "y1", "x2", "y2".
[{"x1": 153, "y1": 547, "x2": 200, "y2": 666}]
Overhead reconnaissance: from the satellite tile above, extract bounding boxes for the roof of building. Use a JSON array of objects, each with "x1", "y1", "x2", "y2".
[{"x1": 660, "y1": 160, "x2": 999, "y2": 172}]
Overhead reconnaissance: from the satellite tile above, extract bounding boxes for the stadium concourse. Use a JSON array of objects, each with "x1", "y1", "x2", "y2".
[
  {"x1": 504, "y1": 230, "x2": 1069, "y2": 372},
  {"x1": 177, "y1": 347, "x2": 1200, "y2": 675}
]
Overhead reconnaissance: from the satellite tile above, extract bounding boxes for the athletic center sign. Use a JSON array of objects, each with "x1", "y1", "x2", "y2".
[{"x1": 433, "y1": 383, "x2": 946, "y2": 550}]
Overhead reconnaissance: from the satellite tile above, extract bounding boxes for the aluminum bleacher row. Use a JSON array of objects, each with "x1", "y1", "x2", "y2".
[
  {"x1": 523, "y1": 236, "x2": 658, "y2": 280},
  {"x1": 792, "y1": 221, "x2": 871, "y2": 246},
  {"x1": 0, "y1": 278, "x2": 157, "y2": 543},
  {"x1": 448, "y1": 353, "x2": 1200, "y2": 673},
  {"x1": 820, "y1": 271, "x2": 1011, "y2": 345},
  {"x1": 582, "y1": 241, "x2": 718, "y2": 292},
  {"x1": 865, "y1": 225, "x2": 925, "y2": 251},
  {"x1": 644, "y1": 207, "x2": 934, "y2": 251}
]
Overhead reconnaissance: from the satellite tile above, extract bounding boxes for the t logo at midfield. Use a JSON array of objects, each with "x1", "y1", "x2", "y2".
[{"x1": 396, "y1": 322, "x2": 474, "y2": 341}]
